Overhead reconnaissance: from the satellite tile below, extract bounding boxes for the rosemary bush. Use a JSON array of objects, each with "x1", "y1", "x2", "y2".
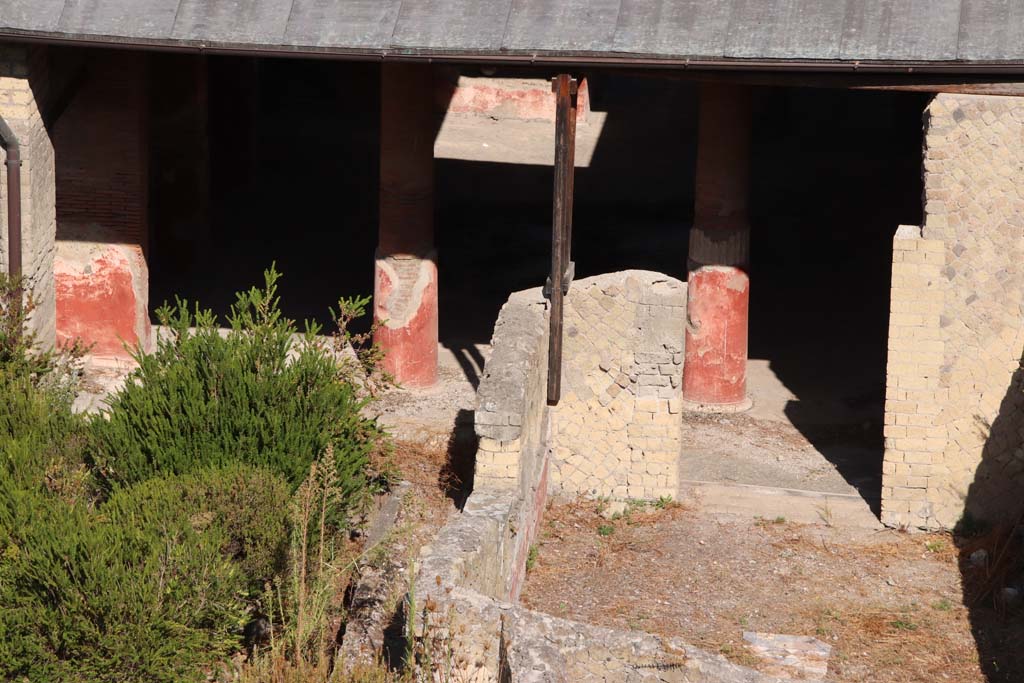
[
  {"x1": 90, "y1": 267, "x2": 386, "y2": 520},
  {"x1": 0, "y1": 268, "x2": 390, "y2": 681}
]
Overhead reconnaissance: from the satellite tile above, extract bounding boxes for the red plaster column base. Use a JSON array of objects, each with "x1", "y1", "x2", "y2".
[
  {"x1": 373, "y1": 250, "x2": 438, "y2": 388},
  {"x1": 55, "y1": 240, "x2": 151, "y2": 359},
  {"x1": 682, "y1": 265, "x2": 751, "y2": 413}
]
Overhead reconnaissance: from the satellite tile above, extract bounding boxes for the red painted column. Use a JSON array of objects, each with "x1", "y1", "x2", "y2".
[
  {"x1": 375, "y1": 63, "x2": 438, "y2": 387},
  {"x1": 682, "y1": 83, "x2": 753, "y2": 412}
]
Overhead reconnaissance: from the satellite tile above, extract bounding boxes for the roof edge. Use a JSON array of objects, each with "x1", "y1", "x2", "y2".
[{"x1": 3, "y1": 29, "x2": 1024, "y2": 74}]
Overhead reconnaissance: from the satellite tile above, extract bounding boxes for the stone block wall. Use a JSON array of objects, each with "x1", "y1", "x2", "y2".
[
  {"x1": 882, "y1": 225, "x2": 948, "y2": 526},
  {"x1": 882, "y1": 93, "x2": 1024, "y2": 529},
  {"x1": 475, "y1": 271, "x2": 685, "y2": 505},
  {"x1": 550, "y1": 271, "x2": 685, "y2": 500},
  {"x1": 424, "y1": 317, "x2": 778, "y2": 682},
  {"x1": 473, "y1": 288, "x2": 551, "y2": 601},
  {"x1": 0, "y1": 45, "x2": 56, "y2": 346},
  {"x1": 475, "y1": 288, "x2": 550, "y2": 492}
]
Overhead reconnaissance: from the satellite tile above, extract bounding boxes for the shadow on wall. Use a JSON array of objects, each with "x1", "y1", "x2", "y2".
[{"x1": 958, "y1": 347, "x2": 1024, "y2": 682}]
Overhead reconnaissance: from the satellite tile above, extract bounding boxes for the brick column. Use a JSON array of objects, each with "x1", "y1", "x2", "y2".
[
  {"x1": 375, "y1": 63, "x2": 438, "y2": 387},
  {"x1": 0, "y1": 46, "x2": 56, "y2": 347},
  {"x1": 881, "y1": 225, "x2": 945, "y2": 529},
  {"x1": 879, "y1": 94, "x2": 1024, "y2": 530},
  {"x1": 681, "y1": 83, "x2": 752, "y2": 412}
]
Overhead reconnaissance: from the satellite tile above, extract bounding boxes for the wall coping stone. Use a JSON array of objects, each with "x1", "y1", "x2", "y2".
[{"x1": 475, "y1": 287, "x2": 547, "y2": 442}]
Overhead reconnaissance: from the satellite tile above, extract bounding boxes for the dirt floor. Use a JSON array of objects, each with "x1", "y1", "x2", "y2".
[
  {"x1": 521, "y1": 499, "x2": 1024, "y2": 683},
  {"x1": 371, "y1": 343, "x2": 488, "y2": 444},
  {"x1": 679, "y1": 359, "x2": 884, "y2": 501}
]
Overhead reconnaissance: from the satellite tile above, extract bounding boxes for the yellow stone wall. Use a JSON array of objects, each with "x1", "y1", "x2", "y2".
[
  {"x1": 882, "y1": 94, "x2": 1024, "y2": 529},
  {"x1": 548, "y1": 271, "x2": 684, "y2": 500},
  {"x1": 0, "y1": 45, "x2": 56, "y2": 345}
]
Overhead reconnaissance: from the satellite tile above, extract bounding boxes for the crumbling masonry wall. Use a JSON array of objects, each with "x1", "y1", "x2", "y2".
[
  {"x1": 0, "y1": 45, "x2": 56, "y2": 345},
  {"x1": 475, "y1": 272, "x2": 685, "y2": 506},
  {"x1": 882, "y1": 93, "x2": 1024, "y2": 529},
  {"x1": 473, "y1": 288, "x2": 551, "y2": 600},
  {"x1": 470, "y1": 272, "x2": 685, "y2": 600},
  {"x1": 418, "y1": 276, "x2": 778, "y2": 680},
  {"x1": 550, "y1": 272, "x2": 685, "y2": 500}
]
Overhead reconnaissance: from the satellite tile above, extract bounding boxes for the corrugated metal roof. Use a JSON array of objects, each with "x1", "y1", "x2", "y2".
[{"x1": 2, "y1": 0, "x2": 1023, "y2": 69}]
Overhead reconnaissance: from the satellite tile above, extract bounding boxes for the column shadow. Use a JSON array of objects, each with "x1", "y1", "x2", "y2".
[{"x1": 442, "y1": 341, "x2": 487, "y2": 390}]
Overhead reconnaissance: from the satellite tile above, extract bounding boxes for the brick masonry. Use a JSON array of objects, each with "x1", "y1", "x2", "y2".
[
  {"x1": 474, "y1": 288, "x2": 550, "y2": 491},
  {"x1": 424, "y1": 284, "x2": 776, "y2": 681},
  {"x1": 550, "y1": 272, "x2": 685, "y2": 501},
  {"x1": 0, "y1": 45, "x2": 56, "y2": 346},
  {"x1": 475, "y1": 271, "x2": 685, "y2": 504},
  {"x1": 882, "y1": 94, "x2": 1024, "y2": 529},
  {"x1": 54, "y1": 52, "x2": 149, "y2": 251}
]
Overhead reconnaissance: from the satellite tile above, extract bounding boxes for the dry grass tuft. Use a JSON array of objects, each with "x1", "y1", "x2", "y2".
[{"x1": 389, "y1": 432, "x2": 471, "y2": 506}]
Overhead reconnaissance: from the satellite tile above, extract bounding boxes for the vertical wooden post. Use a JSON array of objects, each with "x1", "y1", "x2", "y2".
[{"x1": 547, "y1": 74, "x2": 578, "y2": 405}]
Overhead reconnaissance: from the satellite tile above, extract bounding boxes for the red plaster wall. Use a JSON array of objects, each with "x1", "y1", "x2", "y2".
[
  {"x1": 55, "y1": 245, "x2": 146, "y2": 356},
  {"x1": 374, "y1": 255, "x2": 439, "y2": 388},
  {"x1": 53, "y1": 51, "x2": 150, "y2": 356},
  {"x1": 682, "y1": 266, "x2": 750, "y2": 408},
  {"x1": 437, "y1": 73, "x2": 590, "y2": 123}
]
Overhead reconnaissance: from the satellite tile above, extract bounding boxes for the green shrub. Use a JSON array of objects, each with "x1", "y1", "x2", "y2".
[
  {"x1": 106, "y1": 463, "x2": 291, "y2": 586},
  {"x1": 90, "y1": 267, "x2": 386, "y2": 520},
  {"x1": 0, "y1": 273, "x2": 86, "y2": 401},
  {"x1": 0, "y1": 273, "x2": 295, "y2": 681},
  {"x1": 0, "y1": 269, "x2": 388, "y2": 681},
  {"x1": 0, "y1": 272, "x2": 92, "y2": 504},
  {"x1": 0, "y1": 464, "x2": 290, "y2": 682},
  {"x1": 0, "y1": 484, "x2": 244, "y2": 682},
  {"x1": 0, "y1": 374, "x2": 90, "y2": 496}
]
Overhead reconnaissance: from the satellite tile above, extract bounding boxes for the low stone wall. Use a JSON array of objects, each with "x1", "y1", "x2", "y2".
[
  {"x1": 474, "y1": 288, "x2": 550, "y2": 495},
  {"x1": 411, "y1": 272, "x2": 781, "y2": 681},
  {"x1": 475, "y1": 272, "x2": 685, "y2": 504},
  {"x1": 503, "y1": 610, "x2": 784, "y2": 683},
  {"x1": 415, "y1": 485, "x2": 784, "y2": 682},
  {"x1": 550, "y1": 272, "x2": 685, "y2": 500},
  {"x1": 881, "y1": 93, "x2": 1024, "y2": 530}
]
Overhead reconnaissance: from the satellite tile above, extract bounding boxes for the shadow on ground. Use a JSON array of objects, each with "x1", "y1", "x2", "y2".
[
  {"x1": 956, "y1": 347, "x2": 1024, "y2": 681},
  {"x1": 443, "y1": 408, "x2": 477, "y2": 509}
]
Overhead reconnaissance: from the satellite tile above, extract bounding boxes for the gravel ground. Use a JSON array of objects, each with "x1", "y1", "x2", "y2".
[{"x1": 521, "y1": 499, "x2": 1021, "y2": 682}]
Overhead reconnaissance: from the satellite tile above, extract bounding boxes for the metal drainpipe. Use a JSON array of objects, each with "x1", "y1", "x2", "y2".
[{"x1": 0, "y1": 115, "x2": 22, "y2": 314}]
